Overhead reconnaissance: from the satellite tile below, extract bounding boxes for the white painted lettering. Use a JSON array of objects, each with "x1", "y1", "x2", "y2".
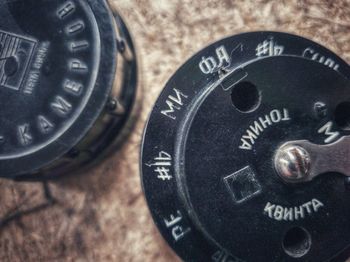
[
  {"x1": 164, "y1": 211, "x2": 191, "y2": 242},
  {"x1": 318, "y1": 121, "x2": 340, "y2": 143},
  {"x1": 264, "y1": 199, "x2": 324, "y2": 221},
  {"x1": 161, "y1": 88, "x2": 188, "y2": 120},
  {"x1": 239, "y1": 109, "x2": 291, "y2": 150}
]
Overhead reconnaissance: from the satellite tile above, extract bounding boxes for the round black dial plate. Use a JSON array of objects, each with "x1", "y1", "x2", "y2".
[{"x1": 141, "y1": 32, "x2": 350, "y2": 262}]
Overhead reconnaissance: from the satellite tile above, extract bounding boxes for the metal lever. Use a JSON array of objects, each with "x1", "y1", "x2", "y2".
[{"x1": 274, "y1": 136, "x2": 350, "y2": 183}]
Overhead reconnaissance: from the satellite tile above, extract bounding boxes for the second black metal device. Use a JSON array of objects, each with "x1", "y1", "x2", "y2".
[{"x1": 0, "y1": 0, "x2": 139, "y2": 179}]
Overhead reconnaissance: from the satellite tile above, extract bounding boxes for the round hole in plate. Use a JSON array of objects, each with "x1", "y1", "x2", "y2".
[
  {"x1": 283, "y1": 226, "x2": 311, "y2": 258},
  {"x1": 230, "y1": 81, "x2": 261, "y2": 113},
  {"x1": 334, "y1": 101, "x2": 350, "y2": 130}
]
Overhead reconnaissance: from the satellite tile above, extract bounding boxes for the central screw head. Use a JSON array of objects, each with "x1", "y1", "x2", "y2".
[{"x1": 274, "y1": 144, "x2": 311, "y2": 182}]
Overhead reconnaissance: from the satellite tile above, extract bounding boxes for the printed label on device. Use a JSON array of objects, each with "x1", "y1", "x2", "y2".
[
  {"x1": 239, "y1": 108, "x2": 291, "y2": 150},
  {"x1": 264, "y1": 199, "x2": 324, "y2": 221}
]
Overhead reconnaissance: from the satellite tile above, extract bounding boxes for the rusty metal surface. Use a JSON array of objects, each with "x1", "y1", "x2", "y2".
[{"x1": 0, "y1": 0, "x2": 349, "y2": 261}]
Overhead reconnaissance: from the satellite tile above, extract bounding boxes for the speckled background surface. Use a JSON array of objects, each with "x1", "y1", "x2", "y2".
[{"x1": 0, "y1": 0, "x2": 349, "y2": 261}]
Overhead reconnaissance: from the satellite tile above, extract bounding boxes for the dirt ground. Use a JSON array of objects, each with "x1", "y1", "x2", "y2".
[{"x1": 0, "y1": 0, "x2": 350, "y2": 261}]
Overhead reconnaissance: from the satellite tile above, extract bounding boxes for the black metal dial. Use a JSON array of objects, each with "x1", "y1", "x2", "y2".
[{"x1": 141, "y1": 32, "x2": 350, "y2": 261}]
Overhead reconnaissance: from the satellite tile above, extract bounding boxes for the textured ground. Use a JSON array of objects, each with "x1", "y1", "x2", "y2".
[{"x1": 0, "y1": 0, "x2": 350, "y2": 261}]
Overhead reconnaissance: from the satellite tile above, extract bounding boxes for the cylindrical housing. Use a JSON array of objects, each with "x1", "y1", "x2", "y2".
[{"x1": 0, "y1": 0, "x2": 139, "y2": 179}]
